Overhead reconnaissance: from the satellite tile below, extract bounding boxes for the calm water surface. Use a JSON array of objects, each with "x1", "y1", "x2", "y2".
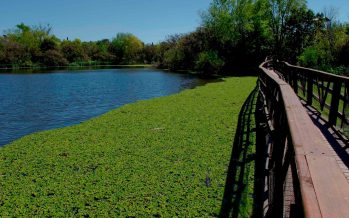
[{"x1": 0, "y1": 68, "x2": 210, "y2": 146}]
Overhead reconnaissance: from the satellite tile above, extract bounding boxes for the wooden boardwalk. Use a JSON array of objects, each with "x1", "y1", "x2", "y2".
[
  {"x1": 258, "y1": 62, "x2": 349, "y2": 218},
  {"x1": 304, "y1": 103, "x2": 349, "y2": 182}
]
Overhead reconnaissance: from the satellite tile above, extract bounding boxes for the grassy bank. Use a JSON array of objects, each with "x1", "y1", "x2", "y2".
[{"x1": 0, "y1": 77, "x2": 257, "y2": 217}]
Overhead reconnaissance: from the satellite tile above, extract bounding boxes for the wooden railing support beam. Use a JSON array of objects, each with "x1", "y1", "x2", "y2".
[
  {"x1": 306, "y1": 75, "x2": 313, "y2": 105},
  {"x1": 329, "y1": 81, "x2": 341, "y2": 126}
]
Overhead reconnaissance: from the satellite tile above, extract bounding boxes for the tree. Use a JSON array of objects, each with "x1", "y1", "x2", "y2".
[
  {"x1": 41, "y1": 50, "x2": 68, "y2": 66},
  {"x1": 110, "y1": 33, "x2": 144, "y2": 64},
  {"x1": 142, "y1": 43, "x2": 157, "y2": 64},
  {"x1": 297, "y1": 13, "x2": 349, "y2": 70},
  {"x1": 204, "y1": 0, "x2": 256, "y2": 43},
  {"x1": 283, "y1": 8, "x2": 317, "y2": 62},
  {"x1": 154, "y1": 30, "x2": 218, "y2": 71},
  {"x1": 267, "y1": 0, "x2": 307, "y2": 58},
  {"x1": 195, "y1": 51, "x2": 224, "y2": 74},
  {"x1": 202, "y1": 0, "x2": 272, "y2": 69},
  {"x1": 0, "y1": 37, "x2": 28, "y2": 67},
  {"x1": 60, "y1": 39, "x2": 87, "y2": 63},
  {"x1": 154, "y1": 34, "x2": 182, "y2": 67},
  {"x1": 337, "y1": 24, "x2": 349, "y2": 66},
  {"x1": 3, "y1": 23, "x2": 56, "y2": 66},
  {"x1": 40, "y1": 37, "x2": 59, "y2": 51},
  {"x1": 95, "y1": 39, "x2": 115, "y2": 63}
]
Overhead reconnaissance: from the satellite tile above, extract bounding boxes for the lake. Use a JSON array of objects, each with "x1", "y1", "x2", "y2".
[{"x1": 0, "y1": 68, "x2": 210, "y2": 146}]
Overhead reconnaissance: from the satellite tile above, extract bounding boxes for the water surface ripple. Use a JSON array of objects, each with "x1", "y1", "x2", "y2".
[{"x1": 0, "y1": 68, "x2": 208, "y2": 146}]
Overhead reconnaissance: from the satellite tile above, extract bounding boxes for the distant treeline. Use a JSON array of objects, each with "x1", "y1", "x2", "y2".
[{"x1": 1, "y1": 0, "x2": 349, "y2": 75}]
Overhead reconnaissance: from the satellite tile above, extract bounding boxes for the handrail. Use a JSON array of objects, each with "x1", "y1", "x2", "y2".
[
  {"x1": 273, "y1": 61, "x2": 349, "y2": 138},
  {"x1": 283, "y1": 62, "x2": 349, "y2": 81},
  {"x1": 258, "y1": 61, "x2": 349, "y2": 217}
]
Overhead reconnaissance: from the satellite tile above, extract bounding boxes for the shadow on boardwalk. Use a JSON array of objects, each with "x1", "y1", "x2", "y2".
[
  {"x1": 219, "y1": 85, "x2": 264, "y2": 218},
  {"x1": 304, "y1": 103, "x2": 349, "y2": 169}
]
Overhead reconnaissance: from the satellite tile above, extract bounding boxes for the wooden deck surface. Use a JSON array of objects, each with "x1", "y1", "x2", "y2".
[{"x1": 265, "y1": 67, "x2": 349, "y2": 217}]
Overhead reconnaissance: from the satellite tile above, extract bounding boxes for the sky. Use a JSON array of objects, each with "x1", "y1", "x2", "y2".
[
  {"x1": 0, "y1": 0, "x2": 212, "y2": 43},
  {"x1": 308, "y1": 0, "x2": 348, "y2": 22},
  {"x1": 0, "y1": 0, "x2": 348, "y2": 44}
]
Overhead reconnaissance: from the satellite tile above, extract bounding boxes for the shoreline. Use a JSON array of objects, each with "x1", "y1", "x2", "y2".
[{"x1": 0, "y1": 64, "x2": 154, "y2": 71}]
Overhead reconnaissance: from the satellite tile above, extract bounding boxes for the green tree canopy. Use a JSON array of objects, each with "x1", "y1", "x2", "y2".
[
  {"x1": 267, "y1": 0, "x2": 307, "y2": 58},
  {"x1": 110, "y1": 33, "x2": 144, "y2": 64},
  {"x1": 60, "y1": 39, "x2": 87, "y2": 63}
]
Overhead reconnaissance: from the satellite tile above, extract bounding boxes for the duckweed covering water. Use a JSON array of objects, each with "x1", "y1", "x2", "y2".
[{"x1": 0, "y1": 77, "x2": 257, "y2": 217}]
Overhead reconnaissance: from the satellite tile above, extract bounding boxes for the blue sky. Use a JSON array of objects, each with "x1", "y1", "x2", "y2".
[
  {"x1": 0, "y1": 0, "x2": 347, "y2": 43},
  {"x1": 308, "y1": 0, "x2": 348, "y2": 22},
  {"x1": 0, "y1": 0, "x2": 211, "y2": 43}
]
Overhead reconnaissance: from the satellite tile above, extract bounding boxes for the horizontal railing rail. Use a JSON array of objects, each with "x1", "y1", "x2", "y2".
[
  {"x1": 273, "y1": 62, "x2": 349, "y2": 139},
  {"x1": 258, "y1": 61, "x2": 349, "y2": 218}
]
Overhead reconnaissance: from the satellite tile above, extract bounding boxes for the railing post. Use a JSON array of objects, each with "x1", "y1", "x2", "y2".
[
  {"x1": 292, "y1": 69, "x2": 298, "y2": 95},
  {"x1": 307, "y1": 74, "x2": 313, "y2": 105},
  {"x1": 329, "y1": 80, "x2": 341, "y2": 126}
]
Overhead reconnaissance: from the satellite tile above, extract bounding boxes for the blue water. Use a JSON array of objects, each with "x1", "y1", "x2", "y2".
[{"x1": 0, "y1": 68, "x2": 209, "y2": 146}]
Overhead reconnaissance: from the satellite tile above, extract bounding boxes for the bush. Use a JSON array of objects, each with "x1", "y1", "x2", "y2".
[
  {"x1": 195, "y1": 51, "x2": 224, "y2": 74},
  {"x1": 163, "y1": 48, "x2": 185, "y2": 70},
  {"x1": 41, "y1": 50, "x2": 68, "y2": 66},
  {"x1": 298, "y1": 46, "x2": 319, "y2": 67}
]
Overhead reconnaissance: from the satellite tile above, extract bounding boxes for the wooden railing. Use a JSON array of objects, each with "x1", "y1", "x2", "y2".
[
  {"x1": 258, "y1": 61, "x2": 349, "y2": 217},
  {"x1": 274, "y1": 61, "x2": 349, "y2": 138}
]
